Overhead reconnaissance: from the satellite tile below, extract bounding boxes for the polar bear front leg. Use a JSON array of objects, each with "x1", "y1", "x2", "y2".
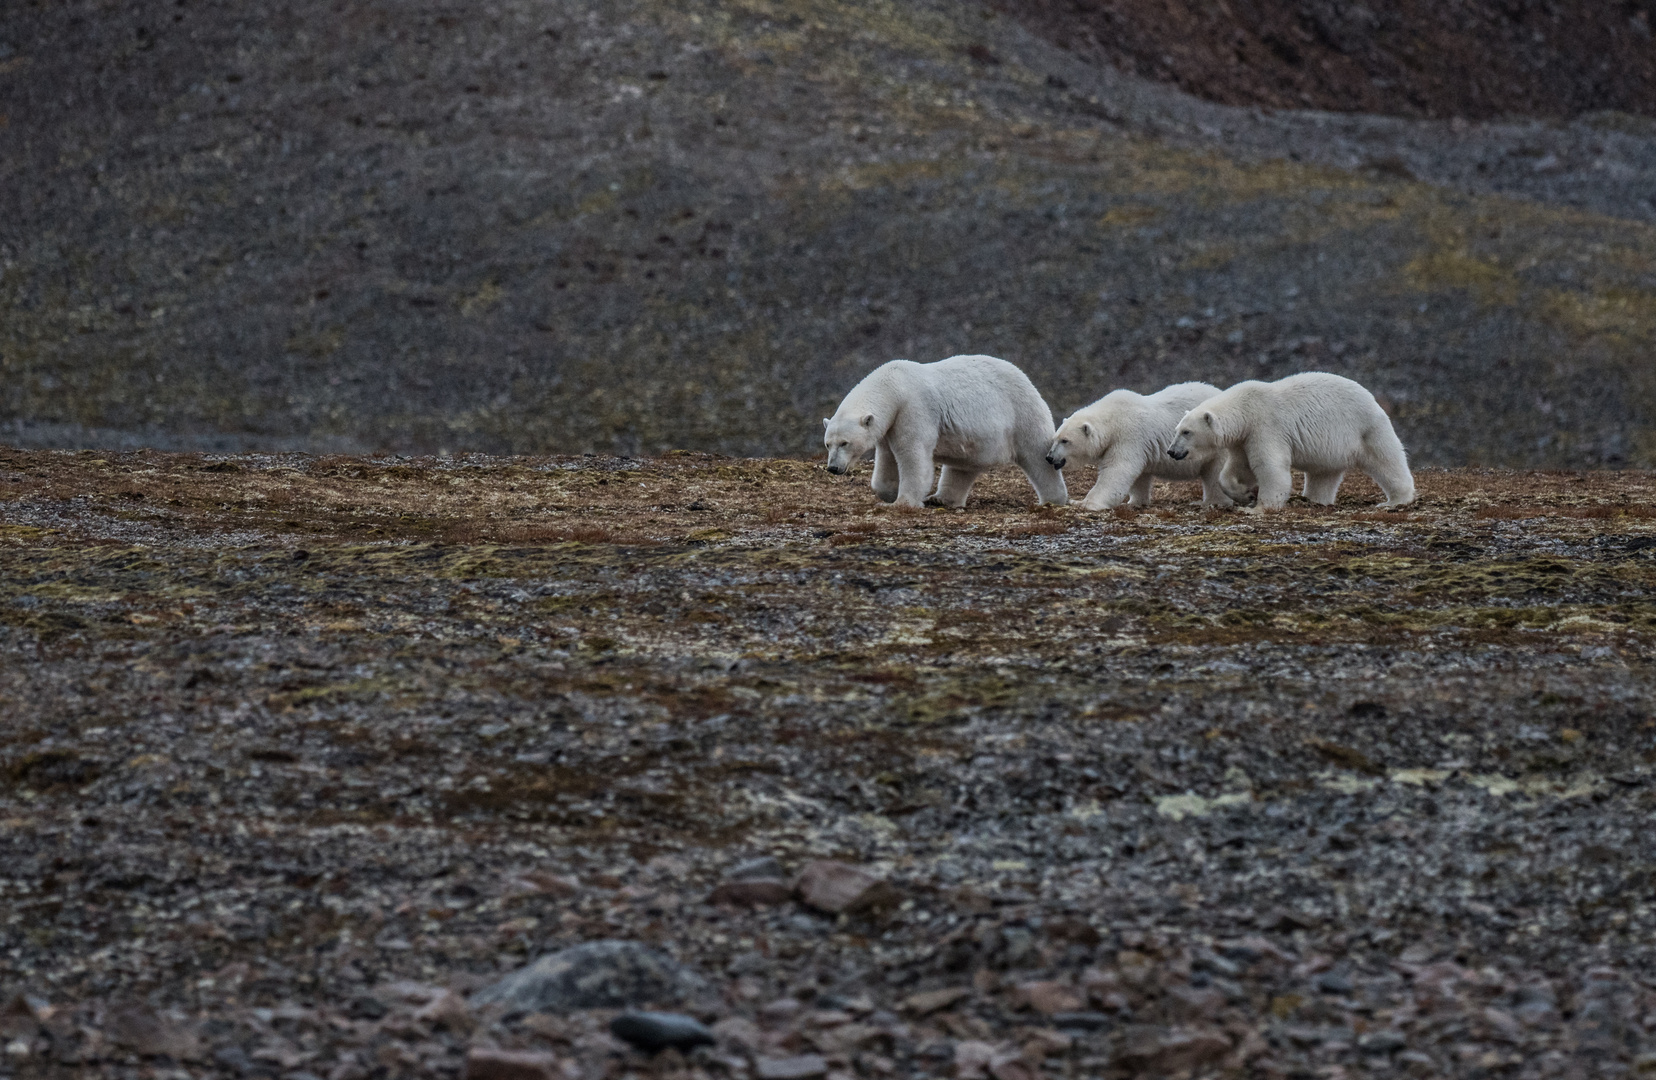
[
  {"x1": 1079, "y1": 461, "x2": 1138, "y2": 510},
  {"x1": 1246, "y1": 441, "x2": 1294, "y2": 510},
  {"x1": 1016, "y1": 449, "x2": 1069, "y2": 507},
  {"x1": 1302, "y1": 470, "x2": 1344, "y2": 505},
  {"x1": 891, "y1": 439, "x2": 935, "y2": 509},
  {"x1": 871, "y1": 440, "x2": 900, "y2": 503},
  {"x1": 1126, "y1": 472, "x2": 1154, "y2": 507},
  {"x1": 928, "y1": 466, "x2": 982, "y2": 508}
]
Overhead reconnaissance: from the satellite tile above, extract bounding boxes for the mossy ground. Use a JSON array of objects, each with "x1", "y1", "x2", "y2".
[{"x1": 2, "y1": 449, "x2": 1655, "y2": 1076}]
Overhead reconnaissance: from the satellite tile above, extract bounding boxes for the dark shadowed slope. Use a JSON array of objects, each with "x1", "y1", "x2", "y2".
[{"x1": 1003, "y1": 0, "x2": 1656, "y2": 120}]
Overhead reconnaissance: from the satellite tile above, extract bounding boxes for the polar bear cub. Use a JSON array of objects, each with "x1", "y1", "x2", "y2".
[
  {"x1": 1047, "y1": 382, "x2": 1237, "y2": 510},
  {"x1": 823, "y1": 355, "x2": 1068, "y2": 509},
  {"x1": 1167, "y1": 371, "x2": 1414, "y2": 510}
]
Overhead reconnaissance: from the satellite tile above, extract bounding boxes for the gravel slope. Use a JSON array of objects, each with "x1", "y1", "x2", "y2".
[{"x1": 3, "y1": 0, "x2": 1655, "y2": 463}]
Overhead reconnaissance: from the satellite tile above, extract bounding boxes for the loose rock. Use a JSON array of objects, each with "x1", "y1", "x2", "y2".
[
  {"x1": 1118, "y1": 1025, "x2": 1233, "y2": 1073},
  {"x1": 1014, "y1": 980, "x2": 1084, "y2": 1015},
  {"x1": 727, "y1": 856, "x2": 786, "y2": 880},
  {"x1": 792, "y1": 861, "x2": 897, "y2": 915},
  {"x1": 903, "y1": 987, "x2": 972, "y2": 1016},
  {"x1": 104, "y1": 1004, "x2": 201, "y2": 1061},
  {"x1": 464, "y1": 1047, "x2": 562, "y2": 1080},
  {"x1": 709, "y1": 879, "x2": 794, "y2": 906},
  {"x1": 754, "y1": 1053, "x2": 830, "y2": 1080}
]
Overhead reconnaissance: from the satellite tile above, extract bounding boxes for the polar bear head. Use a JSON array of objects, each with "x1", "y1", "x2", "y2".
[
  {"x1": 823, "y1": 414, "x2": 878, "y2": 474},
  {"x1": 1168, "y1": 408, "x2": 1222, "y2": 461},
  {"x1": 1046, "y1": 415, "x2": 1107, "y2": 470}
]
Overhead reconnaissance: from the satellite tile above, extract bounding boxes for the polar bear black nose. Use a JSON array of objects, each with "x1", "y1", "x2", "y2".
[
  {"x1": 1168, "y1": 448, "x2": 1187, "y2": 461},
  {"x1": 826, "y1": 464, "x2": 844, "y2": 475},
  {"x1": 1046, "y1": 453, "x2": 1064, "y2": 469}
]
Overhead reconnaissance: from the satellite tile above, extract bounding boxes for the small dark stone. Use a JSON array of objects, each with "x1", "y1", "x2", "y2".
[
  {"x1": 1316, "y1": 970, "x2": 1355, "y2": 995},
  {"x1": 211, "y1": 1045, "x2": 255, "y2": 1074},
  {"x1": 609, "y1": 1011, "x2": 716, "y2": 1054},
  {"x1": 1358, "y1": 1030, "x2": 1407, "y2": 1054},
  {"x1": 1051, "y1": 1011, "x2": 1114, "y2": 1031},
  {"x1": 347, "y1": 994, "x2": 388, "y2": 1019}
]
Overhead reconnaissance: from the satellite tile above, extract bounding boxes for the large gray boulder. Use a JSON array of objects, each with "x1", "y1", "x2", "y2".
[{"x1": 469, "y1": 941, "x2": 711, "y2": 1014}]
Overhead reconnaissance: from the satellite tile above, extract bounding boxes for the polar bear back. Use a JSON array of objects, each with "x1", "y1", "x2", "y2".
[
  {"x1": 837, "y1": 355, "x2": 1055, "y2": 466},
  {"x1": 1248, "y1": 372, "x2": 1398, "y2": 467},
  {"x1": 1066, "y1": 381, "x2": 1220, "y2": 473}
]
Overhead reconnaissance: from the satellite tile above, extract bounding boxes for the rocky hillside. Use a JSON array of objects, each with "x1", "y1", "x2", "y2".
[
  {"x1": 1006, "y1": 0, "x2": 1656, "y2": 120},
  {"x1": 3, "y1": 0, "x2": 1656, "y2": 465}
]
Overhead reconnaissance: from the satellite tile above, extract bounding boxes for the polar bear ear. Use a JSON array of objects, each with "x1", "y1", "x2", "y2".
[
  {"x1": 1202, "y1": 411, "x2": 1216, "y2": 428},
  {"x1": 860, "y1": 413, "x2": 875, "y2": 427},
  {"x1": 823, "y1": 418, "x2": 831, "y2": 427},
  {"x1": 1080, "y1": 422, "x2": 1092, "y2": 438}
]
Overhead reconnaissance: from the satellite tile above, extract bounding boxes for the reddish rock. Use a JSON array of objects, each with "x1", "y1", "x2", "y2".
[
  {"x1": 988, "y1": 1050, "x2": 1038, "y2": 1080},
  {"x1": 711, "y1": 1016, "x2": 764, "y2": 1053},
  {"x1": 1164, "y1": 984, "x2": 1228, "y2": 1022},
  {"x1": 1021, "y1": 1029, "x2": 1073, "y2": 1058},
  {"x1": 1014, "y1": 980, "x2": 1084, "y2": 1015},
  {"x1": 708, "y1": 878, "x2": 794, "y2": 906},
  {"x1": 1118, "y1": 1025, "x2": 1232, "y2": 1073},
  {"x1": 902, "y1": 987, "x2": 971, "y2": 1016},
  {"x1": 792, "y1": 861, "x2": 897, "y2": 915},
  {"x1": 518, "y1": 871, "x2": 581, "y2": 897},
  {"x1": 414, "y1": 989, "x2": 474, "y2": 1032},
  {"x1": 0, "y1": 996, "x2": 43, "y2": 1040},
  {"x1": 952, "y1": 1040, "x2": 997, "y2": 1079},
  {"x1": 464, "y1": 1047, "x2": 561, "y2": 1080},
  {"x1": 104, "y1": 1004, "x2": 202, "y2": 1061},
  {"x1": 759, "y1": 998, "x2": 805, "y2": 1026},
  {"x1": 755, "y1": 1053, "x2": 829, "y2": 1080}
]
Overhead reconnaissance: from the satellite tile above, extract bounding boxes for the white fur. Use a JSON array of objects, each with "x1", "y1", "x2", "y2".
[
  {"x1": 1047, "y1": 382, "x2": 1237, "y2": 510},
  {"x1": 1167, "y1": 372, "x2": 1415, "y2": 510},
  {"x1": 823, "y1": 355, "x2": 1068, "y2": 509}
]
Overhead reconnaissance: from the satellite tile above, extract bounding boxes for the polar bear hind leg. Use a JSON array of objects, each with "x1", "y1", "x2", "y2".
[
  {"x1": 929, "y1": 466, "x2": 982, "y2": 508},
  {"x1": 1198, "y1": 455, "x2": 1236, "y2": 508},
  {"x1": 871, "y1": 442, "x2": 899, "y2": 503},
  {"x1": 1364, "y1": 452, "x2": 1416, "y2": 508},
  {"x1": 1302, "y1": 470, "x2": 1344, "y2": 505}
]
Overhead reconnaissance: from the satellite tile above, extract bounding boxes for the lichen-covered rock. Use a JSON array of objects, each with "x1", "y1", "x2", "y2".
[{"x1": 470, "y1": 941, "x2": 710, "y2": 1014}]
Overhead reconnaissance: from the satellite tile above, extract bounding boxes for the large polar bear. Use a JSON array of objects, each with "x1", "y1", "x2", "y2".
[
  {"x1": 823, "y1": 355, "x2": 1068, "y2": 509},
  {"x1": 1046, "y1": 382, "x2": 1237, "y2": 510},
  {"x1": 1167, "y1": 371, "x2": 1415, "y2": 510}
]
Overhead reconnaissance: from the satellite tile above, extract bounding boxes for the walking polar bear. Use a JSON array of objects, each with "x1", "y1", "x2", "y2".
[
  {"x1": 823, "y1": 355, "x2": 1068, "y2": 509},
  {"x1": 1046, "y1": 382, "x2": 1239, "y2": 510},
  {"x1": 1167, "y1": 372, "x2": 1415, "y2": 510}
]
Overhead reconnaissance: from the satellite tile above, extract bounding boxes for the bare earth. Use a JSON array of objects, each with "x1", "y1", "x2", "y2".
[{"x1": 3, "y1": 449, "x2": 1656, "y2": 1078}]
